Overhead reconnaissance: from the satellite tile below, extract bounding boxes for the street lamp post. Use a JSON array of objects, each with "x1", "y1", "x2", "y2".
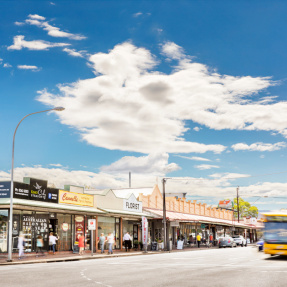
[
  {"x1": 7, "y1": 107, "x2": 65, "y2": 262},
  {"x1": 162, "y1": 177, "x2": 171, "y2": 251}
]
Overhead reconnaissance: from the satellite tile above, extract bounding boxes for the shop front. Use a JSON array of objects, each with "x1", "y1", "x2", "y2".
[
  {"x1": 0, "y1": 178, "x2": 104, "y2": 254},
  {"x1": 86, "y1": 189, "x2": 151, "y2": 251}
]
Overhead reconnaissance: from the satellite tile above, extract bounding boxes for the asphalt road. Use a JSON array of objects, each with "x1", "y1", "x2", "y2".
[{"x1": 1, "y1": 246, "x2": 287, "y2": 287}]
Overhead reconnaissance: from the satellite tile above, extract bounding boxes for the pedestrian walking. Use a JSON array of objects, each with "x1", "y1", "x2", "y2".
[
  {"x1": 98, "y1": 233, "x2": 106, "y2": 254},
  {"x1": 78, "y1": 233, "x2": 85, "y2": 255},
  {"x1": 49, "y1": 232, "x2": 58, "y2": 255},
  {"x1": 123, "y1": 232, "x2": 131, "y2": 252},
  {"x1": 107, "y1": 232, "x2": 114, "y2": 254},
  {"x1": 18, "y1": 232, "x2": 25, "y2": 259},
  {"x1": 209, "y1": 233, "x2": 213, "y2": 247},
  {"x1": 196, "y1": 233, "x2": 201, "y2": 248},
  {"x1": 36, "y1": 235, "x2": 45, "y2": 256}
]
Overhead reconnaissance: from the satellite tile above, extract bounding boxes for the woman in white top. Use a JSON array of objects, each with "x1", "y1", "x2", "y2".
[
  {"x1": 18, "y1": 232, "x2": 25, "y2": 259},
  {"x1": 107, "y1": 232, "x2": 114, "y2": 254}
]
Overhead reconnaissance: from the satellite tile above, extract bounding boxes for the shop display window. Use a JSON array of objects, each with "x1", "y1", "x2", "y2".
[{"x1": 0, "y1": 210, "x2": 8, "y2": 253}]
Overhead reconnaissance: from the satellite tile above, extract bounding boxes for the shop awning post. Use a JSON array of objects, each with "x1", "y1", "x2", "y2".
[
  {"x1": 7, "y1": 107, "x2": 65, "y2": 262},
  {"x1": 162, "y1": 178, "x2": 167, "y2": 251}
]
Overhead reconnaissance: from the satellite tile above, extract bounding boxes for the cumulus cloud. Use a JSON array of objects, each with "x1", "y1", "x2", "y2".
[
  {"x1": 3, "y1": 63, "x2": 12, "y2": 68},
  {"x1": 8, "y1": 35, "x2": 70, "y2": 50},
  {"x1": 37, "y1": 42, "x2": 284, "y2": 155},
  {"x1": 232, "y1": 142, "x2": 286, "y2": 152},
  {"x1": 193, "y1": 127, "x2": 202, "y2": 132},
  {"x1": 161, "y1": 41, "x2": 185, "y2": 60},
  {"x1": 101, "y1": 153, "x2": 180, "y2": 175},
  {"x1": 194, "y1": 164, "x2": 220, "y2": 170},
  {"x1": 17, "y1": 65, "x2": 40, "y2": 71},
  {"x1": 23, "y1": 14, "x2": 86, "y2": 40},
  {"x1": 63, "y1": 48, "x2": 85, "y2": 58},
  {"x1": 175, "y1": 155, "x2": 211, "y2": 162}
]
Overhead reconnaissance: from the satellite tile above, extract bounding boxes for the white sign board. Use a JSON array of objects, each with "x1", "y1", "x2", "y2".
[
  {"x1": 123, "y1": 194, "x2": 142, "y2": 213},
  {"x1": 177, "y1": 240, "x2": 183, "y2": 249},
  {"x1": 170, "y1": 220, "x2": 180, "y2": 227},
  {"x1": 88, "y1": 219, "x2": 96, "y2": 230},
  {"x1": 142, "y1": 216, "x2": 148, "y2": 245}
]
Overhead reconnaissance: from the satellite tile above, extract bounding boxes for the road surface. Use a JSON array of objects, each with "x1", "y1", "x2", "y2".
[{"x1": 1, "y1": 246, "x2": 286, "y2": 287}]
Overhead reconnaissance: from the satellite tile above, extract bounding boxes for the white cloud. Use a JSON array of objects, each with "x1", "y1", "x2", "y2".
[
  {"x1": 260, "y1": 155, "x2": 265, "y2": 159},
  {"x1": 49, "y1": 163, "x2": 63, "y2": 167},
  {"x1": 193, "y1": 127, "x2": 201, "y2": 132},
  {"x1": 50, "y1": 2, "x2": 56, "y2": 5},
  {"x1": 161, "y1": 41, "x2": 185, "y2": 60},
  {"x1": 28, "y1": 14, "x2": 46, "y2": 20},
  {"x1": 194, "y1": 164, "x2": 220, "y2": 170},
  {"x1": 24, "y1": 14, "x2": 86, "y2": 40},
  {"x1": 133, "y1": 12, "x2": 143, "y2": 17},
  {"x1": 63, "y1": 48, "x2": 85, "y2": 58},
  {"x1": 175, "y1": 155, "x2": 211, "y2": 162},
  {"x1": 0, "y1": 58, "x2": 2, "y2": 62},
  {"x1": 17, "y1": 65, "x2": 40, "y2": 71},
  {"x1": 101, "y1": 153, "x2": 180, "y2": 175},
  {"x1": 3, "y1": 63, "x2": 12, "y2": 68},
  {"x1": 37, "y1": 42, "x2": 284, "y2": 155},
  {"x1": 15, "y1": 21, "x2": 25, "y2": 26},
  {"x1": 8, "y1": 35, "x2": 70, "y2": 50},
  {"x1": 232, "y1": 142, "x2": 286, "y2": 152}
]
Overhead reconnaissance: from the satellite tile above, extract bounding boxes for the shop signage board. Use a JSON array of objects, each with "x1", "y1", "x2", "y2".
[
  {"x1": 177, "y1": 240, "x2": 184, "y2": 249},
  {"x1": 59, "y1": 190, "x2": 93, "y2": 207},
  {"x1": 62, "y1": 223, "x2": 69, "y2": 232},
  {"x1": 142, "y1": 216, "x2": 148, "y2": 245},
  {"x1": 123, "y1": 194, "x2": 142, "y2": 213},
  {"x1": 170, "y1": 220, "x2": 179, "y2": 227},
  {"x1": 88, "y1": 219, "x2": 96, "y2": 230},
  {"x1": 0, "y1": 182, "x2": 10, "y2": 198},
  {"x1": 201, "y1": 224, "x2": 206, "y2": 229},
  {"x1": 218, "y1": 200, "x2": 233, "y2": 210},
  {"x1": 0, "y1": 180, "x2": 59, "y2": 203}
]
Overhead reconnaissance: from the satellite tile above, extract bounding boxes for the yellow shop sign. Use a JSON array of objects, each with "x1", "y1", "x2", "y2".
[{"x1": 59, "y1": 190, "x2": 93, "y2": 207}]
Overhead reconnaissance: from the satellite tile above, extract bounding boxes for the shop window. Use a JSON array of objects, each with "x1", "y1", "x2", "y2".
[
  {"x1": 98, "y1": 217, "x2": 116, "y2": 249},
  {"x1": 0, "y1": 210, "x2": 8, "y2": 253}
]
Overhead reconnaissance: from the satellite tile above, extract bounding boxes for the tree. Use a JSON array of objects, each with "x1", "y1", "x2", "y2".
[{"x1": 233, "y1": 197, "x2": 258, "y2": 218}]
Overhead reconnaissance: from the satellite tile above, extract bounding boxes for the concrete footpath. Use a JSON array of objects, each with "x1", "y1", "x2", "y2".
[{"x1": 0, "y1": 244, "x2": 254, "y2": 266}]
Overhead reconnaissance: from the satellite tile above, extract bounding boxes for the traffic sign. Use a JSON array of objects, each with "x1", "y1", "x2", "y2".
[{"x1": 88, "y1": 219, "x2": 96, "y2": 230}]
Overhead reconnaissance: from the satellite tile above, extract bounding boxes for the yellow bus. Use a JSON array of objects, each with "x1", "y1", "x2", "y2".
[{"x1": 263, "y1": 211, "x2": 287, "y2": 256}]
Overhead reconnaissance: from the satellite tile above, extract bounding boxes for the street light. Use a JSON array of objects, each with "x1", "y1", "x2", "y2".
[
  {"x1": 162, "y1": 177, "x2": 171, "y2": 251},
  {"x1": 7, "y1": 107, "x2": 65, "y2": 261}
]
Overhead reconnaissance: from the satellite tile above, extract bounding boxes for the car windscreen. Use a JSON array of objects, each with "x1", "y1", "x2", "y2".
[{"x1": 265, "y1": 222, "x2": 287, "y2": 244}]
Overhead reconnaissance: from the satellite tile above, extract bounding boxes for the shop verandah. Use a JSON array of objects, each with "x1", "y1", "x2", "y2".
[{"x1": 144, "y1": 207, "x2": 256, "y2": 249}]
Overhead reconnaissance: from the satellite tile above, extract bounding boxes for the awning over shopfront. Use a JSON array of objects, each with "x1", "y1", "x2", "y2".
[
  {"x1": 0, "y1": 198, "x2": 105, "y2": 215},
  {"x1": 144, "y1": 207, "x2": 253, "y2": 229},
  {"x1": 99, "y1": 208, "x2": 153, "y2": 218}
]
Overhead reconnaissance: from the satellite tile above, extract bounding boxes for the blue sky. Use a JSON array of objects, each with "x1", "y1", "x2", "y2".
[{"x1": 1, "y1": 1, "x2": 287, "y2": 211}]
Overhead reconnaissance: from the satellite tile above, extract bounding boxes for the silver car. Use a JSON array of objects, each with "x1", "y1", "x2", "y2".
[{"x1": 218, "y1": 236, "x2": 237, "y2": 248}]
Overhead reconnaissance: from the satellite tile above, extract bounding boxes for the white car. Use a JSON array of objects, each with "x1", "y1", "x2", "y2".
[{"x1": 232, "y1": 235, "x2": 247, "y2": 247}]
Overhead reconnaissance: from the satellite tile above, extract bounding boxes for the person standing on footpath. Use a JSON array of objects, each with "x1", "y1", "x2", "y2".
[
  {"x1": 18, "y1": 232, "x2": 25, "y2": 259},
  {"x1": 98, "y1": 233, "x2": 106, "y2": 254},
  {"x1": 36, "y1": 235, "x2": 45, "y2": 257},
  {"x1": 49, "y1": 232, "x2": 58, "y2": 255},
  {"x1": 209, "y1": 233, "x2": 213, "y2": 247},
  {"x1": 78, "y1": 233, "x2": 85, "y2": 255},
  {"x1": 107, "y1": 232, "x2": 114, "y2": 255},
  {"x1": 123, "y1": 232, "x2": 131, "y2": 252},
  {"x1": 196, "y1": 233, "x2": 201, "y2": 248}
]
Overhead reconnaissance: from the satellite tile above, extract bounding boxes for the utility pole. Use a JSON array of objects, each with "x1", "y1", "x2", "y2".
[
  {"x1": 162, "y1": 178, "x2": 167, "y2": 251},
  {"x1": 237, "y1": 186, "x2": 239, "y2": 223}
]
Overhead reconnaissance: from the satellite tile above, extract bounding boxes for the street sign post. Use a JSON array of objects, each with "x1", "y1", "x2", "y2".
[{"x1": 88, "y1": 219, "x2": 96, "y2": 256}]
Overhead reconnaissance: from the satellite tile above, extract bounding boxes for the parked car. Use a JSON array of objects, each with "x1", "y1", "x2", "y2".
[
  {"x1": 232, "y1": 235, "x2": 247, "y2": 247},
  {"x1": 218, "y1": 236, "x2": 237, "y2": 248},
  {"x1": 256, "y1": 238, "x2": 264, "y2": 251}
]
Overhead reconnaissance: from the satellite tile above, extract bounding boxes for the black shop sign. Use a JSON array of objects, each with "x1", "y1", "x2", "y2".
[{"x1": 0, "y1": 179, "x2": 59, "y2": 204}]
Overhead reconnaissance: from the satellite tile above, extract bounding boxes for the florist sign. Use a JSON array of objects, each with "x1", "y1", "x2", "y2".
[{"x1": 59, "y1": 190, "x2": 93, "y2": 207}]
